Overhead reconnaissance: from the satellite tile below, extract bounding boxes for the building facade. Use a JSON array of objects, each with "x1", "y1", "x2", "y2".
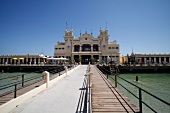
[
  {"x1": 54, "y1": 28, "x2": 120, "y2": 64},
  {"x1": 0, "y1": 54, "x2": 46, "y2": 65},
  {"x1": 120, "y1": 53, "x2": 170, "y2": 64}
]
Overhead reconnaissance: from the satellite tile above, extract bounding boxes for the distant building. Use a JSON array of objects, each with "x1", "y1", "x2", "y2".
[
  {"x1": 54, "y1": 28, "x2": 120, "y2": 64},
  {"x1": 120, "y1": 53, "x2": 170, "y2": 64},
  {"x1": 0, "y1": 54, "x2": 46, "y2": 65}
]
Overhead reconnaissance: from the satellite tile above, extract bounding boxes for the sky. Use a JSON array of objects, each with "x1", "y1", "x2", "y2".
[{"x1": 0, "y1": 0, "x2": 170, "y2": 56}]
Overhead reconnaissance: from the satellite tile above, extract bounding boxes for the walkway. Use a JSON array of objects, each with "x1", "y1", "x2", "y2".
[
  {"x1": 91, "y1": 65, "x2": 138, "y2": 113},
  {"x1": 9, "y1": 65, "x2": 88, "y2": 113}
]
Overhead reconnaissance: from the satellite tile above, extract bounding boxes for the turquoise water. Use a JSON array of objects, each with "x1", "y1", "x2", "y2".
[
  {"x1": 0, "y1": 72, "x2": 42, "y2": 94},
  {"x1": 113, "y1": 73, "x2": 170, "y2": 113}
]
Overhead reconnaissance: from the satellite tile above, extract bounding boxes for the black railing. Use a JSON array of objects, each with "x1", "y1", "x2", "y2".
[
  {"x1": 97, "y1": 65, "x2": 170, "y2": 113},
  {"x1": 76, "y1": 67, "x2": 91, "y2": 113},
  {"x1": 0, "y1": 66, "x2": 65, "y2": 99}
]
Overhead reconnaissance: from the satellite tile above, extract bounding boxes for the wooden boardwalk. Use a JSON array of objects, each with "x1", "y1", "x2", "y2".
[
  {"x1": 0, "y1": 69, "x2": 66, "y2": 106},
  {"x1": 91, "y1": 65, "x2": 138, "y2": 113}
]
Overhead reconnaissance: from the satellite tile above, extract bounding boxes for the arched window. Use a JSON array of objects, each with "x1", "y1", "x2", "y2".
[
  {"x1": 74, "y1": 45, "x2": 80, "y2": 52},
  {"x1": 93, "y1": 44, "x2": 99, "y2": 51},
  {"x1": 82, "y1": 44, "x2": 91, "y2": 51}
]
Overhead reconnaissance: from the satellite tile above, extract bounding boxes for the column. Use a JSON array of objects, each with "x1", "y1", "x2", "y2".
[
  {"x1": 144, "y1": 57, "x2": 146, "y2": 64},
  {"x1": 2, "y1": 58, "x2": 4, "y2": 64},
  {"x1": 38, "y1": 58, "x2": 40, "y2": 64},
  {"x1": 14, "y1": 60, "x2": 16, "y2": 64},
  {"x1": 154, "y1": 57, "x2": 156, "y2": 63},
  {"x1": 6, "y1": 58, "x2": 8, "y2": 64},
  {"x1": 149, "y1": 57, "x2": 151, "y2": 63},
  {"x1": 18, "y1": 59, "x2": 20, "y2": 64},
  {"x1": 91, "y1": 55, "x2": 93, "y2": 63},
  {"x1": 164, "y1": 57, "x2": 166, "y2": 63},
  {"x1": 91, "y1": 45, "x2": 93, "y2": 52},
  {"x1": 26, "y1": 58, "x2": 28, "y2": 64},
  {"x1": 10, "y1": 58, "x2": 12, "y2": 64},
  {"x1": 79, "y1": 45, "x2": 81, "y2": 52},
  {"x1": 99, "y1": 55, "x2": 102, "y2": 63},
  {"x1": 71, "y1": 55, "x2": 74, "y2": 63},
  {"x1": 72, "y1": 45, "x2": 74, "y2": 52},
  {"x1": 159, "y1": 57, "x2": 161, "y2": 64},
  {"x1": 30, "y1": 58, "x2": 32, "y2": 64}
]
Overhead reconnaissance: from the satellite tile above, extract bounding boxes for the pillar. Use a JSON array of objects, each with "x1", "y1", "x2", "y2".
[
  {"x1": 154, "y1": 57, "x2": 156, "y2": 63},
  {"x1": 149, "y1": 57, "x2": 151, "y2": 63},
  {"x1": 10, "y1": 58, "x2": 12, "y2": 64},
  {"x1": 14, "y1": 60, "x2": 16, "y2": 64},
  {"x1": 98, "y1": 45, "x2": 100, "y2": 51},
  {"x1": 30, "y1": 58, "x2": 32, "y2": 64},
  {"x1": 91, "y1": 44, "x2": 93, "y2": 52},
  {"x1": 6, "y1": 58, "x2": 8, "y2": 64},
  {"x1": 2, "y1": 58, "x2": 4, "y2": 64},
  {"x1": 80, "y1": 45, "x2": 82, "y2": 52},
  {"x1": 79, "y1": 55, "x2": 81, "y2": 65},
  {"x1": 72, "y1": 45, "x2": 74, "y2": 52},
  {"x1": 144, "y1": 57, "x2": 146, "y2": 64},
  {"x1": 164, "y1": 57, "x2": 166, "y2": 63},
  {"x1": 38, "y1": 58, "x2": 40, "y2": 64},
  {"x1": 159, "y1": 57, "x2": 161, "y2": 64},
  {"x1": 18, "y1": 59, "x2": 20, "y2": 64}
]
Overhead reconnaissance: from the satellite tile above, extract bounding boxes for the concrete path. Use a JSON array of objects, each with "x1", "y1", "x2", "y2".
[{"x1": 9, "y1": 65, "x2": 88, "y2": 113}]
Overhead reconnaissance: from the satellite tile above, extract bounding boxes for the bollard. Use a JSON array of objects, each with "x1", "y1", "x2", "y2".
[
  {"x1": 64, "y1": 66, "x2": 68, "y2": 75},
  {"x1": 42, "y1": 71, "x2": 50, "y2": 88}
]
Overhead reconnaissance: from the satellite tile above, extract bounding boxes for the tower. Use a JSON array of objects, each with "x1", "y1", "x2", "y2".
[{"x1": 98, "y1": 28, "x2": 109, "y2": 52}]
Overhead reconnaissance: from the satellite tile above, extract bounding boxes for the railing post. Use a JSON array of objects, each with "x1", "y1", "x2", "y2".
[
  {"x1": 22, "y1": 74, "x2": 24, "y2": 87},
  {"x1": 107, "y1": 74, "x2": 108, "y2": 79},
  {"x1": 14, "y1": 84, "x2": 17, "y2": 98},
  {"x1": 42, "y1": 71, "x2": 50, "y2": 88},
  {"x1": 139, "y1": 88, "x2": 142, "y2": 113},
  {"x1": 115, "y1": 74, "x2": 117, "y2": 87}
]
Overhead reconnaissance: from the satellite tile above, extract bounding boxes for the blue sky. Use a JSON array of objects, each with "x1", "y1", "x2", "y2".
[{"x1": 0, "y1": 0, "x2": 170, "y2": 56}]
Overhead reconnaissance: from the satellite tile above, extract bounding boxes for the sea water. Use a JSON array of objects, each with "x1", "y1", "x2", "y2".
[
  {"x1": 0, "y1": 72, "x2": 42, "y2": 94},
  {"x1": 116, "y1": 73, "x2": 170, "y2": 113}
]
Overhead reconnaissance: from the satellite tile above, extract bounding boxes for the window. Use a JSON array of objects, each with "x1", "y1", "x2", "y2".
[
  {"x1": 116, "y1": 47, "x2": 119, "y2": 49},
  {"x1": 62, "y1": 48, "x2": 64, "y2": 49},
  {"x1": 85, "y1": 38, "x2": 87, "y2": 40},
  {"x1": 112, "y1": 47, "x2": 115, "y2": 49},
  {"x1": 59, "y1": 48, "x2": 61, "y2": 50},
  {"x1": 55, "y1": 48, "x2": 58, "y2": 50},
  {"x1": 109, "y1": 47, "x2": 111, "y2": 49}
]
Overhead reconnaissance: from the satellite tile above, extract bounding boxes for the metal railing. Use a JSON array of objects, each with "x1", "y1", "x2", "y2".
[
  {"x1": 0, "y1": 66, "x2": 65, "y2": 99},
  {"x1": 97, "y1": 65, "x2": 170, "y2": 113},
  {"x1": 76, "y1": 66, "x2": 91, "y2": 113}
]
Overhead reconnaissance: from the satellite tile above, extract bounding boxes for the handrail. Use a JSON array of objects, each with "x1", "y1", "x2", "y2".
[
  {"x1": 97, "y1": 65, "x2": 170, "y2": 113},
  {"x1": 76, "y1": 66, "x2": 91, "y2": 113},
  {"x1": 0, "y1": 66, "x2": 65, "y2": 98}
]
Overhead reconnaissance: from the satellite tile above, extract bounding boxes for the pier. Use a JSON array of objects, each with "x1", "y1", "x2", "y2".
[
  {"x1": 0, "y1": 65, "x2": 150, "y2": 113},
  {"x1": 91, "y1": 65, "x2": 138, "y2": 112}
]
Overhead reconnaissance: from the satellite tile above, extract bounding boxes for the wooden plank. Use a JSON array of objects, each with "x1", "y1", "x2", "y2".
[{"x1": 91, "y1": 65, "x2": 138, "y2": 113}]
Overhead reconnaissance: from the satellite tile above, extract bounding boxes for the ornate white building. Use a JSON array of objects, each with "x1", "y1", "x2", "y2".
[{"x1": 54, "y1": 28, "x2": 120, "y2": 64}]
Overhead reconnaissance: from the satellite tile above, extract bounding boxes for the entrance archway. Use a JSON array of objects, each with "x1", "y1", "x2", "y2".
[{"x1": 81, "y1": 55, "x2": 91, "y2": 64}]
